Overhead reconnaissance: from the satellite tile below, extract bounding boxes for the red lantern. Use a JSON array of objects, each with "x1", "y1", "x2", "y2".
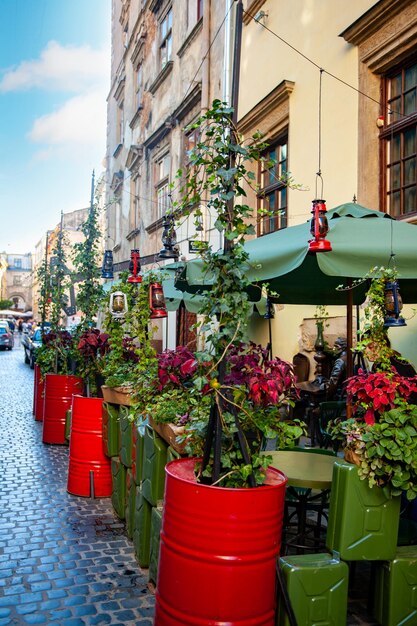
[
  {"x1": 127, "y1": 249, "x2": 142, "y2": 283},
  {"x1": 149, "y1": 282, "x2": 167, "y2": 319},
  {"x1": 308, "y1": 199, "x2": 332, "y2": 253}
]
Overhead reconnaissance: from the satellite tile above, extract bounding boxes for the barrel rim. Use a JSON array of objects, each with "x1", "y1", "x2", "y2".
[{"x1": 165, "y1": 457, "x2": 287, "y2": 491}]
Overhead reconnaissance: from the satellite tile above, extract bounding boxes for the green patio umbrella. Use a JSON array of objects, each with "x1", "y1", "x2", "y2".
[{"x1": 175, "y1": 203, "x2": 417, "y2": 305}]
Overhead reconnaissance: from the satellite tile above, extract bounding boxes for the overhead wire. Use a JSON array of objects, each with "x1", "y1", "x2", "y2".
[{"x1": 243, "y1": 7, "x2": 413, "y2": 122}]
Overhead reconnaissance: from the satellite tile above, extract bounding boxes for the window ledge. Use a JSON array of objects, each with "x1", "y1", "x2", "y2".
[
  {"x1": 113, "y1": 143, "x2": 123, "y2": 158},
  {"x1": 129, "y1": 105, "x2": 143, "y2": 129},
  {"x1": 178, "y1": 18, "x2": 203, "y2": 58},
  {"x1": 146, "y1": 216, "x2": 165, "y2": 234},
  {"x1": 149, "y1": 61, "x2": 173, "y2": 95},
  {"x1": 126, "y1": 227, "x2": 141, "y2": 241}
]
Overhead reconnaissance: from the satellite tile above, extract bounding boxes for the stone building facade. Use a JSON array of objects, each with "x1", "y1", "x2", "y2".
[{"x1": 3, "y1": 254, "x2": 32, "y2": 312}]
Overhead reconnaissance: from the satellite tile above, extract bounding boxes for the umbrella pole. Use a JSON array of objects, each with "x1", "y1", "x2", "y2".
[
  {"x1": 268, "y1": 317, "x2": 273, "y2": 360},
  {"x1": 346, "y1": 278, "x2": 353, "y2": 418}
]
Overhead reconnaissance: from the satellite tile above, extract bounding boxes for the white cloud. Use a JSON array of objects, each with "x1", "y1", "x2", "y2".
[
  {"x1": 0, "y1": 41, "x2": 109, "y2": 93},
  {"x1": 29, "y1": 89, "x2": 106, "y2": 147}
]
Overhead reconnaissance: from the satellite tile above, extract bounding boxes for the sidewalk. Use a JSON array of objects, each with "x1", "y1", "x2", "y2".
[{"x1": 0, "y1": 348, "x2": 154, "y2": 626}]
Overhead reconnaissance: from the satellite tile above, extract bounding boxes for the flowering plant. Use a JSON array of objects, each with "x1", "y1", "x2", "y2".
[
  {"x1": 329, "y1": 406, "x2": 417, "y2": 500},
  {"x1": 347, "y1": 368, "x2": 417, "y2": 425},
  {"x1": 77, "y1": 328, "x2": 110, "y2": 396},
  {"x1": 150, "y1": 342, "x2": 305, "y2": 486},
  {"x1": 35, "y1": 329, "x2": 77, "y2": 377}
]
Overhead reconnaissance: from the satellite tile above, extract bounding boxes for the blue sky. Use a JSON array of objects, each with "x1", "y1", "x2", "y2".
[{"x1": 0, "y1": 0, "x2": 111, "y2": 254}]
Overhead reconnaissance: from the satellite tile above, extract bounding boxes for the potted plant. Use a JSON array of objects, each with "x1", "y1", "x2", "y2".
[
  {"x1": 66, "y1": 177, "x2": 114, "y2": 497},
  {"x1": 154, "y1": 101, "x2": 304, "y2": 625},
  {"x1": 36, "y1": 222, "x2": 84, "y2": 444}
]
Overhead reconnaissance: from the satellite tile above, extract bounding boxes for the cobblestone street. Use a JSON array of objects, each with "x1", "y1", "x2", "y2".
[{"x1": 0, "y1": 345, "x2": 155, "y2": 626}]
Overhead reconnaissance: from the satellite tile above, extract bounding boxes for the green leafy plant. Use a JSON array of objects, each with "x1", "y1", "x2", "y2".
[
  {"x1": 329, "y1": 407, "x2": 417, "y2": 500},
  {"x1": 35, "y1": 227, "x2": 77, "y2": 376},
  {"x1": 72, "y1": 188, "x2": 104, "y2": 331},
  {"x1": 102, "y1": 272, "x2": 159, "y2": 414},
  {"x1": 0, "y1": 299, "x2": 13, "y2": 310},
  {"x1": 167, "y1": 100, "x2": 306, "y2": 486}
]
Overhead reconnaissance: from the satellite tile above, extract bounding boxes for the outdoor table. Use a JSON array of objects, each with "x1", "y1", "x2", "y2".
[{"x1": 262, "y1": 450, "x2": 338, "y2": 553}]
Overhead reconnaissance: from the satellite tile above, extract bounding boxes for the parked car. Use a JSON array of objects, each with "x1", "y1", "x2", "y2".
[
  {"x1": 0, "y1": 327, "x2": 14, "y2": 350},
  {"x1": 22, "y1": 327, "x2": 43, "y2": 368},
  {"x1": 0, "y1": 320, "x2": 12, "y2": 334}
]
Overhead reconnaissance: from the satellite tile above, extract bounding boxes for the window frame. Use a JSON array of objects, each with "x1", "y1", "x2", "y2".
[
  {"x1": 381, "y1": 58, "x2": 417, "y2": 218},
  {"x1": 160, "y1": 7, "x2": 173, "y2": 69},
  {"x1": 154, "y1": 152, "x2": 171, "y2": 220},
  {"x1": 256, "y1": 134, "x2": 288, "y2": 237}
]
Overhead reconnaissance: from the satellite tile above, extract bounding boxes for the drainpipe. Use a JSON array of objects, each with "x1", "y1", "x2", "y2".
[
  {"x1": 201, "y1": 0, "x2": 211, "y2": 112},
  {"x1": 222, "y1": 0, "x2": 234, "y2": 106}
]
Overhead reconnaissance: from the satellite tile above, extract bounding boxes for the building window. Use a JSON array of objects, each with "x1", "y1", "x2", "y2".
[
  {"x1": 155, "y1": 153, "x2": 170, "y2": 219},
  {"x1": 184, "y1": 127, "x2": 199, "y2": 175},
  {"x1": 14, "y1": 258, "x2": 22, "y2": 269},
  {"x1": 257, "y1": 137, "x2": 288, "y2": 236},
  {"x1": 13, "y1": 275, "x2": 22, "y2": 286},
  {"x1": 129, "y1": 176, "x2": 140, "y2": 232},
  {"x1": 136, "y1": 64, "x2": 143, "y2": 109},
  {"x1": 160, "y1": 8, "x2": 173, "y2": 69},
  {"x1": 117, "y1": 101, "x2": 124, "y2": 145},
  {"x1": 188, "y1": 0, "x2": 203, "y2": 26},
  {"x1": 382, "y1": 60, "x2": 417, "y2": 216}
]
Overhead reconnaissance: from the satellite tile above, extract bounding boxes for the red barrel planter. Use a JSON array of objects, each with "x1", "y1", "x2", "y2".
[
  {"x1": 67, "y1": 396, "x2": 112, "y2": 497},
  {"x1": 42, "y1": 374, "x2": 83, "y2": 444},
  {"x1": 155, "y1": 458, "x2": 287, "y2": 626},
  {"x1": 34, "y1": 364, "x2": 44, "y2": 422}
]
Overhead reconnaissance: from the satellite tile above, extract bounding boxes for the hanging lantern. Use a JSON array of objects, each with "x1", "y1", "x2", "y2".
[
  {"x1": 127, "y1": 249, "x2": 142, "y2": 283},
  {"x1": 149, "y1": 282, "x2": 168, "y2": 319},
  {"x1": 101, "y1": 250, "x2": 114, "y2": 279},
  {"x1": 384, "y1": 280, "x2": 406, "y2": 327},
  {"x1": 195, "y1": 212, "x2": 204, "y2": 232},
  {"x1": 109, "y1": 291, "x2": 128, "y2": 319},
  {"x1": 308, "y1": 199, "x2": 332, "y2": 253},
  {"x1": 264, "y1": 296, "x2": 275, "y2": 320},
  {"x1": 158, "y1": 214, "x2": 179, "y2": 260}
]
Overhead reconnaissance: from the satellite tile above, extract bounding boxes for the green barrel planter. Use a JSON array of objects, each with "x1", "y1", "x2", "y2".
[
  {"x1": 277, "y1": 553, "x2": 349, "y2": 626},
  {"x1": 102, "y1": 402, "x2": 120, "y2": 458},
  {"x1": 111, "y1": 456, "x2": 127, "y2": 519},
  {"x1": 132, "y1": 418, "x2": 148, "y2": 485},
  {"x1": 326, "y1": 459, "x2": 401, "y2": 561},
  {"x1": 65, "y1": 409, "x2": 71, "y2": 443},
  {"x1": 142, "y1": 425, "x2": 168, "y2": 506},
  {"x1": 374, "y1": 545, "x2": 417, "y2": 626},
  {"x1": 125, "y1": 469, "x2": 136, "y2": 539},
  {"x1": 119, "y1": 406, "x2": 133, "y2": 468},
  {"x1": 149, "y1": 505, "x2": 163, "y2": 585},
  {"x1": 133, "y1": 485, "x2": 152, "y2": 568}
]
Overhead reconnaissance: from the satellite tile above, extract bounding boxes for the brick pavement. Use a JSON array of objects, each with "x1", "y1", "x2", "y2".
[
  {"x1": 0, "y1": 346, "x2": 155, "y2": 626},
  {"x1": 0, "y1": 344, "x2": 381, "y2": 625}
]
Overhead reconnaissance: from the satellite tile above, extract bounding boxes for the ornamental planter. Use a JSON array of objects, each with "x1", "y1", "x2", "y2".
[
  {"x1": 148, "y1": 415, "x2": 187, "y2": 456},
  {"x1": 101, "y1": 385, "x2": 133, "y2": 406},
  {"x1": 155, "y1": 458, "x2": 287, "y2": 626},
  {"x1": 34, "y1": 364, "x2": 44, "y2": 422},
  {"x1": 42, "y1": 374, "x2": 83, "y2": 444},
  {"x1": 67, "y1": 396, "x2": 112, "y2": 498}
]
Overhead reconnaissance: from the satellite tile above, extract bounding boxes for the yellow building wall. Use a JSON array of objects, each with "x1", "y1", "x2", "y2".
[{"x1": 240, "y1": 0, "x2": 376, "y2": 224}]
